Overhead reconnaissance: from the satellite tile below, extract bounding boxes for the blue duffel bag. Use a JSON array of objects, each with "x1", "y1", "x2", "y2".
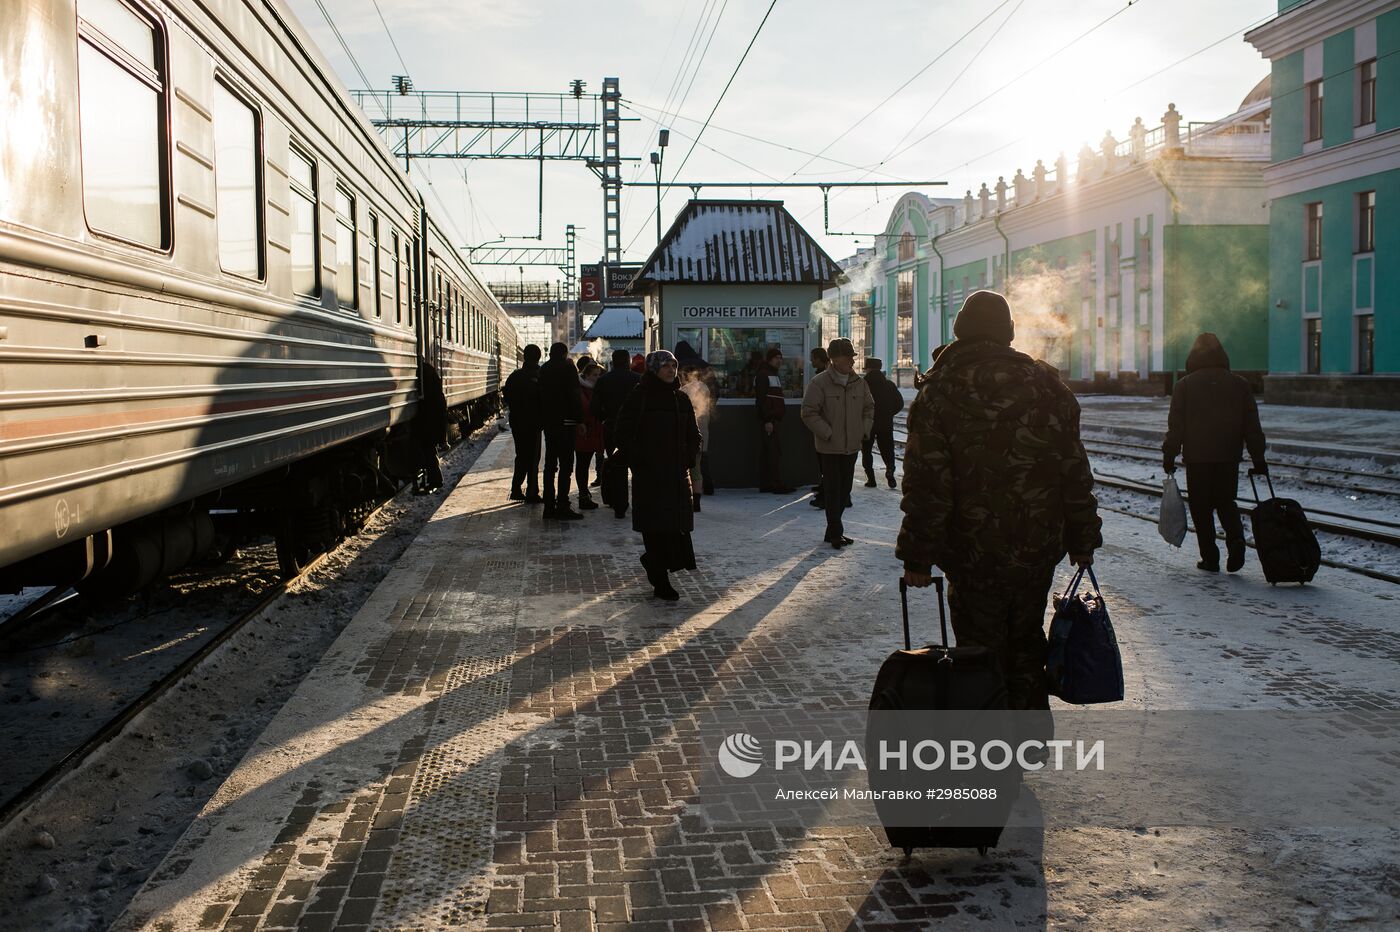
[{"x1": 1046, "y1": 566, "x2": 1124, "y2": 704}]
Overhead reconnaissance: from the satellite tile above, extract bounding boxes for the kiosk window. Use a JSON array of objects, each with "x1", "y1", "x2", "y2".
[{"x1": 704, "y1": 326, "x2": 805, "y2": 399}]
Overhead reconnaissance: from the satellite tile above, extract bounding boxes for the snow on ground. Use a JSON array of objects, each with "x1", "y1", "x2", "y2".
[{"x1": 0, "y1": 424, "x2": 500, "y2": 932}]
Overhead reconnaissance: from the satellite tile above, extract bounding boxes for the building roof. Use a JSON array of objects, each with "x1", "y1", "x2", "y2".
[
  {"x1": 582, "y1": 306, "x2": 645, "y2": 339},
  {"x1": 628, "y1": 200, "x2": 841, "y2": 291}
]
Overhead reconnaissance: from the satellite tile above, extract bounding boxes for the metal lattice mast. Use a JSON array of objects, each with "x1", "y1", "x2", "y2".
[
  {"x1": 565, "y1": 225, "x2": 577, "y2": 302},
  {"x1": 601, "y1": 78, "x2": 622, "y2": 284}
]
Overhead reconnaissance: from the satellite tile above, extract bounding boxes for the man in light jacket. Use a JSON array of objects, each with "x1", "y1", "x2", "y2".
[{"x1": 801, "y1": 338, "x2": 874, "y2": 549}]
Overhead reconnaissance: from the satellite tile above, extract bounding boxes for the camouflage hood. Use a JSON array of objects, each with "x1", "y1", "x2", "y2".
[{"x1": 896, "y1": 339, "x2": 1102, "y2": 582}]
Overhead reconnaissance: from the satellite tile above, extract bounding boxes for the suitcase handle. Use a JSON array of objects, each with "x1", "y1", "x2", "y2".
[
  {"x1": 898, "y1": 576, "x2": 949, "y2": 651},
  {"x1": 1247, "y1": 469, "x2": 1275, "y2": 504}
]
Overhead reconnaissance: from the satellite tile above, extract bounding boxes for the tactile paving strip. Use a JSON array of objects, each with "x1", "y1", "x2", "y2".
[{"x1": 372, "y1": 633, "x2": 516, "y2": 930}]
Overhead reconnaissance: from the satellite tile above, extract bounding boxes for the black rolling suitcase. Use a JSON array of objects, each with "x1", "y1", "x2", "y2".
[
  {"x1": 867, "y1": 578, "x2": 1016, "y2": 857},
  {"x1": 1248, "y1": 470, "x2": 1320, "y2": 585},
  {"x1": 601, "y1": 450, "x2": 629, "y2": 517}
]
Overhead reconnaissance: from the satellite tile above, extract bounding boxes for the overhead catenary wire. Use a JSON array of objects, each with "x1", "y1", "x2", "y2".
[
  {"x1": 625, "y1": 0, "x2": 780, "y2": 254},
  {"x1": 368, "y1": 0, "x2": 411, "y2": 79},
  {"x1": 822, "y1": 6, "x2": 1306, "y2": 233},
  {"x1": 311, "y1": 0, "x2": 386, "y2": 117},
  {"x1": 757, "y1": 0, "x2": 1021, "y2": 200}
]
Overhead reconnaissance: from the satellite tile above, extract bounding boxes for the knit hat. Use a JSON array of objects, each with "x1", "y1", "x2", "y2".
[
  {"x1": 576, "y1": 354, "x2": 594, "y2": 372},
  {"x1": 522, "y1": 344, "x2": 542, "y2": 363},
  {"x1": 612, "y1": 348, "x2": 631, "y2": 369},
  {"x1": 952, "y1": 291, "x2": 1014, "y2": 345},
  {"x1": 826, "y1": 338, "x2": 856, "y2": 360},
  {"x1": 549, "y1": 341, "x2": 569, "y2": 359},
  {"x1": 863, "y1": 357, "x2": 883, "y2": 372},
  {"x1": 645, "y1": 349, "x2": 677, "y2": 373},
  {"x1": 630, "y1": 353, "x2": 646, "y2": 373},
  {"x1": 764, "y1": 346, "x2": 784, "y2": 363}
]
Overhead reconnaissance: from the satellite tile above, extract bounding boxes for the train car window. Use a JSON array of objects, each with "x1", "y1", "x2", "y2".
[
  {"x1": 288, "y1": 146, "x2": 318, "y2": 296},
  {"x1": 368, "y1": 212, "x2": 381, "y2": 318},
  {"x1": 212, "y1": 79, "x2": 263, "y2": 279},
  {"x1": 76, "y1": 0, "x2": 169, "y2": 249},
  {"x1": 392, "y1": 230, "x2": 402, "y2": 325},
  {"x1": 445, "y1": 281, "x2": 453, "y2": 342},
  {"x1": 334, "y1": 184, "x2": 357, "y2": 309}
]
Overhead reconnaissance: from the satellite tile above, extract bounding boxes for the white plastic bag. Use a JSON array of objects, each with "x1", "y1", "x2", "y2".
[{"x1": 1159, "y1": 476, "x2": 1187, "y2": 547}]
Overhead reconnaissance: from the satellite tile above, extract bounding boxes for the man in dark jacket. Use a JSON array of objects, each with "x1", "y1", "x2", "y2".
[
  {"x1": 592, "y1": 348, "x2": 641, "y2": 518},
  {"x1": 897, "y1": 291, "x2": 1102, "y2": 712},
  {"x1": 538, "y1": 342, "x2": 585, "y2": 520},
  {"x1": 502, "y1": 345, "x2": 544, "y2": 502},
  {"x1": 755, "y1": 347, "x2": 793, "y2": 493},
  {"x1": 1163, "y1": 332, "x2": 1267, "y2": 573},
  {"x1": 861, "y1": 357, "x2": 904, "y2": 488}
]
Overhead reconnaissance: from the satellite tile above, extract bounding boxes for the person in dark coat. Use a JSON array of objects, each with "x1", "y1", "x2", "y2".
[
  {"x1": 1163, "y1": 332, "x2": 1268, "y2": 573},
  {"x1": 898, "y1": 291, "x2": 1101, "y2": 713},
  {"x1": 808, "y1": 346, "x2": 831, "y2": 499},
  {"x1": 615, "y1": 350, "x2": 702, "y2": 601},
  {"x1": 755, "y1": 347, "x2": 793, "y2": 493},
  {"x1": 575, "y1": 363, "x2": 606, "y2": 511},
  {"x1": 593, "y1": 349, "x2": 642, "y2": 518},
  {"x1": 502, "y1": 345, "x2": 544, "y2": 502},
  {"x1": 538, "y1": 342, "x2": 585, "y2": 520},
  {"x1": 861, "y1": 357, "x2": 904, "y2": 488},
  {"x1": 411, "y1": 359, "x2": 448, "y2": 494}
]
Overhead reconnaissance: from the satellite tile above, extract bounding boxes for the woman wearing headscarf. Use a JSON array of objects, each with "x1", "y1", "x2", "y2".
[
  {"x1": 615, "y1": 350, "x2": 702, "y2": 601},
  {"x1": 574, "y1": 362, "x2": 606, "y2": 510}
]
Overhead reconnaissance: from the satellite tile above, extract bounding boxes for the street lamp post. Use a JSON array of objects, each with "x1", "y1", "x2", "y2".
[{"x1": 652, "y1": 128, "x2": 669, "y2": 245}]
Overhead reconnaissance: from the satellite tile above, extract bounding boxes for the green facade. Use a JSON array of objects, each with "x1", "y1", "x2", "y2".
[
  {"x1": 1258, "y1": 7, "x2": 1400, "y2": 381},
  {"x1": 1163, "y1": 225, "x2": 1270, "y2": 373},
  {"x1": 1268, "y1": 170, "x2": 1399, "y2": 373}
]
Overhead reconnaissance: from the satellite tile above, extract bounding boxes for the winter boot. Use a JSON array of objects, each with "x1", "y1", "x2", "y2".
[
  {"x1": 887, "y1": 472, "x2": 897, "y2": 489},
  {"x1": 1225, "y1": 538, "x2": 1246, "y2": 573},
  {"x1": 864, "y1": 468, "x2": 877, "y2": 488},
  {"x1": 578, "y1": 491, "x2": 599, "y2": 510}
]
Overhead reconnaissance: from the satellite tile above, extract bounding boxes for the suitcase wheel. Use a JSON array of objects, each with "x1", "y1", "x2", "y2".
[{"x1": 977, "y1": 845, "x2": 989, "y2": 856}]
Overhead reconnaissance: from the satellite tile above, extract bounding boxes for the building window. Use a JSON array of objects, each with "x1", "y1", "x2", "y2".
[
  {"x1": 367, "y1": 212, "x2": 381, "y2": 317},
  {"x1": 1357, "y1": 59, "x2": 1376, "y2": 127},
  {"x1": 852, "y1": 293, "x2": 872, "y2": 361},
  {"x1": 334, "y1": 184, "x2": 357, "y2": 308},
  {"x1": 1137, "y1": 236, "x2": 1152, "y2": 292},
  {"x1": 1305, "y1": 202, "x2": 1323, "y2": 261},
  {"x1": 76, "y1": 0, "x2": 169, "y2": 248},
  {"x1": 1305, "y1": 318, "x2": 1322, "y2": 374},
  {"x1": 1106, "y1": 241, "x2": 1121, "y2": 298},
  {"x1": 1357, "y1": 314, "x2": 1374, "y2": 374},
  {"x1": 288, "y1": 145, "x2": 318, "y2": 296},
  {"x1": 1305, "y1": 79, "x2": 1324, "y2": 141},
  {"x1": 897, "y1": 270, "x2": 915, "y2": 370},
  {"x1": 1356, "y1": 191, "x2": 1375, "y2": 254},
  {"x1": 213, "y1": 79, "x2": 262, "y2": 279},
  {"x1": 898, "y1": 232, "x2": 915, "y2": 263},
  {"x1": 700, "y1": 326, "x2": 806, "y2": 399}
]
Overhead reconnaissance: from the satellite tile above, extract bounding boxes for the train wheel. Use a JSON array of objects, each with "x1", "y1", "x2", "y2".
[{"x1": 275, "y1": 522, "x2": 315, "y2": 579}]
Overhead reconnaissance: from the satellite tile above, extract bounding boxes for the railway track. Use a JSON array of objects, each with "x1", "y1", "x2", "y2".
[
  {"x1": 0, "y1": 422, "x2": 492, "y2": 832},
  {"x1": 888, "y1": 418, "x2": 1400, "y2": 583}
]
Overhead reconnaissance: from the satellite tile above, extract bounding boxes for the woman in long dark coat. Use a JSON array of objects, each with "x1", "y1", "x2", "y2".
[{"x1": 615, "y1": 350, "x2": 702, "y2": 601}]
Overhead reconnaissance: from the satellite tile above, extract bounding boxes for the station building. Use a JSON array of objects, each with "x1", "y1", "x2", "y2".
[
  {"x1": 828, "y1": 93, "x2": 1274, "y2": 391},
  {"x1": 1247, "y1": 0, "x2": 1400, "y2": 408}
]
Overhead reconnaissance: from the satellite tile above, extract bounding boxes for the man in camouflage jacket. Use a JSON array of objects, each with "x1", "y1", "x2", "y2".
[{"x1": 896, "y1": 291, "x2": 1101, "y2": 711}]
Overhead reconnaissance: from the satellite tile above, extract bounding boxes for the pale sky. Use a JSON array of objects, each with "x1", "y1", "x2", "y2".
[{"x1": 285, "y1": 0, "x2": 1278, "y2": 286}]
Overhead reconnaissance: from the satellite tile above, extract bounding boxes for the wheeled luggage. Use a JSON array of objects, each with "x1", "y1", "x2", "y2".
[
  {"x1": 867, "y1": 578, "x2": 1016, "y2": 857},
  {"x1": 1046, "y1": 567, "x2": 1124, "y2": 704},
  {"x1": 1247, "y1": 470, "x2": 1320, "y2": 585}
]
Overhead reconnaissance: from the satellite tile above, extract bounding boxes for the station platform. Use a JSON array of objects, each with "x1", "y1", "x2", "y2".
[{"x1": 117, "y1": 431, "x2": 1400, "y2": 931}]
